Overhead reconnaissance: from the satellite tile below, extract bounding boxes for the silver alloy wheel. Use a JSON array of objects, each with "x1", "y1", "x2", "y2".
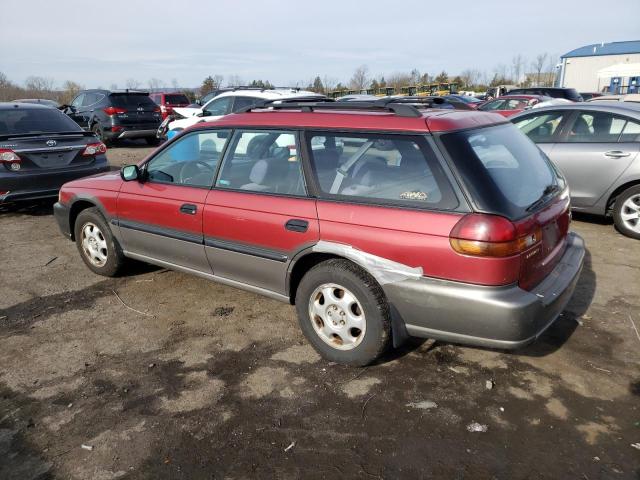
[
  {"x1": 81, "y1": 222, "x2": 108, "y2": 267},
  {"x1": 620, "y1": 194, "x2": 640, "y2": 233},
  {"x1": 308, "y1": 283, "x2": 366, "y2": 351}
]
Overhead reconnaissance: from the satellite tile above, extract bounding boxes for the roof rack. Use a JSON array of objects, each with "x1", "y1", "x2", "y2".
[
  {"x1": 237, "y1": 96, "x2": 451, "y2": 118},
  {"x1": 227, "y1": 86, "x2": 306, "y2": 93}
]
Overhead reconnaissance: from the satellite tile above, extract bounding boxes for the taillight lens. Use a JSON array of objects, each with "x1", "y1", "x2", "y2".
[
  {"x1": 153, "y1": 106, "x2": 161, "y2": 113},
  {"x1": 82, "y1": 142, "x2": 107, "y2": 156},
  {"x1": 450, "y1": 214, "x2": 541, "y2": 257},
  {"x1": 0, "y1": 148, "x2": 22, "y2": 171},
  {"x1": 103, "y1": 106, "x2": 126, "y2": 116}
]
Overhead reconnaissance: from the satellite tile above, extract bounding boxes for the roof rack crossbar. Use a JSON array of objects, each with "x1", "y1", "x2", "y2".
[{"x1": 236, "y1": 99, "x2": 424, "y2": 117}]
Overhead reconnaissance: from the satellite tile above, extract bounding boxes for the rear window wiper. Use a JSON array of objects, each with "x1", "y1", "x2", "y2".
[{"x1": 526, "y1": 184, "x2": 560, "y2": 212}]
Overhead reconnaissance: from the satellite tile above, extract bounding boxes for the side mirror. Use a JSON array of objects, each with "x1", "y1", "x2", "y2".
[{"x1": 120, "y1": 164, "x2": 140, "y2": 182}]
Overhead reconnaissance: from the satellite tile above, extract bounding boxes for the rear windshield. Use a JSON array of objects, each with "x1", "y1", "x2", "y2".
[
  {"x1": 109, "y1": 93, "x2": 156, "y2": 108},
  {"x1": 439, "y1": 124, "x2": 564, "y2": 219},
  {"x1": 0, "y1": 108, "x2": 81, "y2": 135},
  {"x1": 165, "y1": 94, "x2": 189, "y2": 105}
]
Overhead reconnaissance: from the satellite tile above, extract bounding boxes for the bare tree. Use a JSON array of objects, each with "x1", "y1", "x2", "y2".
[
  {"x1": 25, "y1": 76, "x2": 55, "y2": 93},
  {"x1": 125, "y1": 78, "x2": 141, "y2": 89},
  {"x1": 171, "y1": 78, "x2": 179, "y2": 89},
  {"x1": 60, "y1": 80, "x2": 84, "y2": 104},
  {"x1": 545, "y1": 54, "x2": 559, "y2": 86},
  {"x1": 349, "y1": 65, "x2": 369, "y2": 90},
  {"x1": 147, "y1": 78, "x2": 162, "y2": 91},
  {"x1": 531, "y1": 53, "x2": 548, "y2": 86},
  {"x1": 109, "y1": 83, "x2": 118, "y2": 90},
  {"x1": 227, "y1": 75, "x2": 243, "y2": 87},
  {"x1": 511, "y1": 55, "x2": 526, "y2": 86}
]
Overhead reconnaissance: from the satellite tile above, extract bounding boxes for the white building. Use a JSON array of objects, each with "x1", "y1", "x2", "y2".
[{"x1": 558, "y1": 40, "x2": 640, "y2": 93}]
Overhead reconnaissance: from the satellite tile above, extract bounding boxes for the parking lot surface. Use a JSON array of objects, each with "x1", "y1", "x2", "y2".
[{"x1": 1, "y1": 143, "x2": 639, "y2": 479}]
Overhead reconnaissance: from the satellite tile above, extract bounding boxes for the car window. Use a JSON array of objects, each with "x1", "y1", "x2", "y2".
[
  {"x1": 440, "y1": 124, "x2": 563, "y2": 219},
  {"x1": 513, "y1": 111, "x2": 566, "y2": 143},
  {"x1": 232, "y1": 96, "x2": 261, "y2": 113},
  {"x1": 216, "y1": 130, "x2": 306, "y2": 196},
  {"x1": 306, "y1": 132, "x2": 458, "y2": 209},
  {"x1": 480, "y1": 99, "x2": 506, "y2": 111},
  {"x1": 109, "y1": 94, "x2": 156, "y2": 108},
  {"x1": 203, "y1": 97, "x2": 232, "y2": 117},
  {"x1": 567, "y1": 112, "x2": 626, "y2": 143},
  {"x1": 165, "y1": 94, "x2": 189, "y2": 105},
  {"x1": 146, "y1": 130, "x2": 230, "y2": 187},
  {"x1": 619, "y1": 118, "x2": 640, "y2": 142},
  {"x1": 82, "y1": 93, "x2": 104, "y2": 107},
  {"x1": 0, "y1": 108, "x2": 82, "y2": 135},
  {"x1": 71, "y1": 94, "x2": 84, "y2": 108}
]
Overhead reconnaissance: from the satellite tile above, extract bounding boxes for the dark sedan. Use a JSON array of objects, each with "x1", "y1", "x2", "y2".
[{"x1": 0, "y1": 102, "x2": 109, "y2": 204}]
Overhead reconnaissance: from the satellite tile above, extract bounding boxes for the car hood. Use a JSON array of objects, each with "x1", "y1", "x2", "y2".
[
  {"x1": 63, "y1": 169, "x2": 122, "y2": 190},
  {"x1": 172, "y1": 107, "x2": 202, "y2": 118},
  {"x1": 169, "y1": 115, "x2": 222, "y2": 131}
]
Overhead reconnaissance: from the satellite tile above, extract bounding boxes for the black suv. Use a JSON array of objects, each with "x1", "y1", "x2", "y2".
[
  {"x1": 506, "y1": 87, "x2": 583, "y2": 102},
  {"x1": 62, "y1": 90, "x2": 162, "y2": 146}
]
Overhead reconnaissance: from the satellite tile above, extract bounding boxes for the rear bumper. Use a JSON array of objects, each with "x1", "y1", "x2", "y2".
[
  {"x1": 383, "y1": 232, "x2": 585, "y2": 349},
  {"x1": 54, "y1": 201, "x2": 72, "y2": 239},
  {"x1": 103, "y1": 127, "x2": 158, "y2": 140},
  {"x1": 0, "y1": 164, "x2": 110, "y2": 203}
]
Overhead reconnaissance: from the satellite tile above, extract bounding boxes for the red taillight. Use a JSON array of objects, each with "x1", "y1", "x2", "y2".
[
  {"x1": 153, "y1": 106, "x2": 161, "y2": 113},
  {"x1": 82, "y1": 142, "x2": 107, "y2": 156},
  {"x1": 111, "y1": 126, "x2": 124, "y2": 132},
  {"x1": 103, "y1": 106, "x2": 126, "y2": 116},
  {"x1": 0, "y1": 148, "x2": 22, "y2": 171},
  {"x1": 449, "y1": 214, "x2": 541, "y2": 257}
]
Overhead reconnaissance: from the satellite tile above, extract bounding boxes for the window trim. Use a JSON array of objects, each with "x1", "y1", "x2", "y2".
[
  {"x1": 301, "y1": 129, "x2": 461, "y2": 212},
  {"x1": 143, "y1": 129, "x2": 232, "y2": 189},
  {"x1": 213, "y1": 127, "x2": 309, "y2": 198}
]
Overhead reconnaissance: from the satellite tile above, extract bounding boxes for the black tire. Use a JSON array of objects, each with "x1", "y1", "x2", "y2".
[
  {"x1": 145, "y1": 137, "x2": 161, "y2": 146},
  {"x1": 91, "y1": 123, "x2": 112, "y2": 147},
  {"x1": 295, "y1": 259, "x2": 391, "y2": 366},
  {"x1": 74, "y1": 207, "x2": 125, "y2": 276},
  {"x1": 613, "y1": 184, "x2": 640, "y2": 240}
]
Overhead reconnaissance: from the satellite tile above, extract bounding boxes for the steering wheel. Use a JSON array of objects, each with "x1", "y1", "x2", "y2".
[{"x1": 178, "y1": 160, "x2": 215, "y2": 183}]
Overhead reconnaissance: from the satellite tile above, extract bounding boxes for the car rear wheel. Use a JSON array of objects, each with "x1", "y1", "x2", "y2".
[
  {"x1": 613, "y1": 185, "x2": 640, "y2": 240},
  {"x1": 74, "y1": 207, "x2": 125, "y2": 276},
  {"x1": 295, "y1": 259, "x2": 391, "y2": 366}
]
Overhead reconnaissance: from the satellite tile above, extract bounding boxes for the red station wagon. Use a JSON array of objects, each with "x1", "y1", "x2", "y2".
[{"x1": 54, "y1": 99, "x2": 585, "y2": 366}]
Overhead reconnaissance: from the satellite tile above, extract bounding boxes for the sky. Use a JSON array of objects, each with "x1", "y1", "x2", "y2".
[{"x1": 1, "y1": 0, "x2": 639, "y2": 90}]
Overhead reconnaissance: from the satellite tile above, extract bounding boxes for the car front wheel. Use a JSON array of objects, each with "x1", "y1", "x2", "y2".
[
  {"x1": 613, "y1": 185, "x2": 640, "y2": 240},
  {"x1": 295, "y1": 259, "x2": 391, "y2": 366},
  {"x1": 74, "y1": 207, "x2": 125, "y2": 276}
]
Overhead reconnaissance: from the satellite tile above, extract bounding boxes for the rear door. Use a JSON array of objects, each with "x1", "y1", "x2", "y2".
[
  {"x1": 204, "y1": 129, "x2": 319, "y2": 294},
  {"x1": 550, "y1": 111, "x2": 640, "y2": 208},
  {"x1": 116, "y1": 129, "x2": 230, "y2": 271},
  {"x1": 66, "y1": 94, "x2": 85, "y2": 128}
]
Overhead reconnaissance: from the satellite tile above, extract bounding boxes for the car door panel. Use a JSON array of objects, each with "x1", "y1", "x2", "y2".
[
  {"x1": 203, "y1": 190, "x2": 319, "y2": 294},
  {"x1": 117, "y1": 182, "x2": 210, "y2": 272}
]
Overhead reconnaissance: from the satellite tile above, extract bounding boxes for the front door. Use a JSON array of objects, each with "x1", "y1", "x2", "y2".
[
  {"x1": 203, "y1": 129, "x2": 319, "y2": 294},
  {"x1": 116, "y1": 129, "x2": 231, "y2": 272},
  {"x1": 550, "y1": 111, "x2": 640, "y2": 208}
]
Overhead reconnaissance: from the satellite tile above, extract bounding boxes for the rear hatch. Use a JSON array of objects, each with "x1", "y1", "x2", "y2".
[
  {"x1": 439, "y1": 122, "x2": 571, "y2": 290},
  {"x1": 109, "y1": 93, "x2": 161, "y2": 127}
]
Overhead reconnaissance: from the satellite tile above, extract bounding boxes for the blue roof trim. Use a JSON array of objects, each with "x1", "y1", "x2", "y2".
[{"x1": 562, "y1": 41, "x2": 640, "y2": 59}]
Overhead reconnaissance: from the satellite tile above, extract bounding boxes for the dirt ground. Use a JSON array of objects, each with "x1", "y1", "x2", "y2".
[{"x1": 1, "y1": 141, "x2": 639, "y2": 479}]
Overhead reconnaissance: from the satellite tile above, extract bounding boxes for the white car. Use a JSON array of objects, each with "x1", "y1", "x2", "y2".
[{"x1": 162, "y1": 88, "x2": 323, "y2": 136}]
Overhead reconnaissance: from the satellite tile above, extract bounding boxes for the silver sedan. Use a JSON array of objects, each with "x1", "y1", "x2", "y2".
[{"x1": 511, "y1": 101, "x2": 640, "y2": 239}]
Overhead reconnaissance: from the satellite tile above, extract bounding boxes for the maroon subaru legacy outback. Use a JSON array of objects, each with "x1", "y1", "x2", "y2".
[{"x1": 54, "y1": 99, "x2": 585, "y2": 366}]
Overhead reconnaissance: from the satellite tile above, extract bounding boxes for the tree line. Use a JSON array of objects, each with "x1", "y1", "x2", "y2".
[{"x1": 0, "y1": 53, "x2": 558, "y2": 104}]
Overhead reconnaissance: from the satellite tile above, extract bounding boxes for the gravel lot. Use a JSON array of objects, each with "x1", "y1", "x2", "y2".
[{"x1": 1, "y1": 142, "x2": 639, "y2": 479}]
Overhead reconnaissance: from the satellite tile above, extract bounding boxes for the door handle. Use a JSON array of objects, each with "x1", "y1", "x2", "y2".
[
  {"x1": 180, "y1": 203, "x2": 197, "y2": 215},
  {"x1": 604, "y1": 150, "x2": 631, "y2": 158},
  {"x1": 285, "y1": 219, "x2": 309, "y2": 233}
]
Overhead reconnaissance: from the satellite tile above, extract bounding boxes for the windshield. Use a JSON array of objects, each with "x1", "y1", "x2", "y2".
[
  {"x1": 0, "y1": 108, "x2": 81, "y2": 135},
  {"x1": 109, "y1": 93, "x2": 156, "y2": 108},
  {"x1": 439, "y1": 124, "x2": 563, "y2": 219},
  {"x1": 165, "y1": 94, "x2": 189, "y2": 105}
]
